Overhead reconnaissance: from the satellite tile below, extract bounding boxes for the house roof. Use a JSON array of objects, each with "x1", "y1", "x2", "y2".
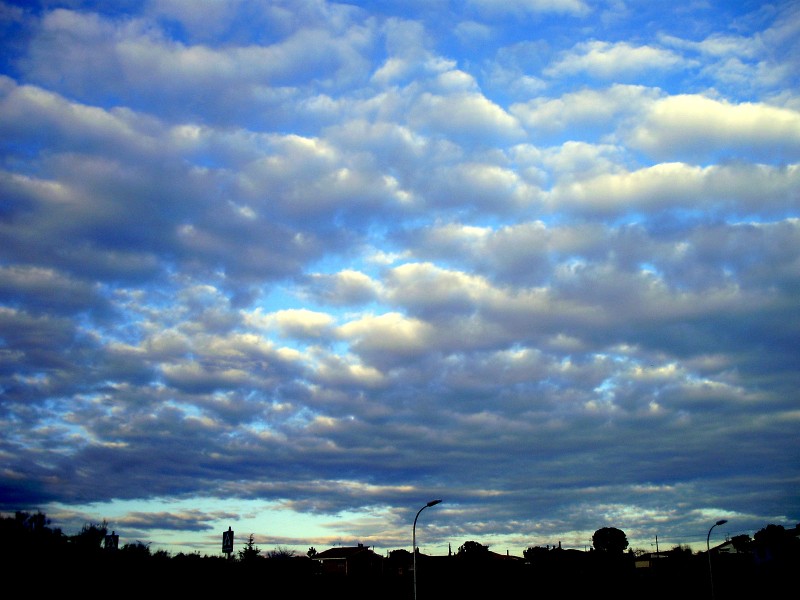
[
  {"x1": 315, "y1": 545, "x2": 378, "y2": 560},
  {"x1": 486, "y1": 550, "x2": 524, "y2": 561}
]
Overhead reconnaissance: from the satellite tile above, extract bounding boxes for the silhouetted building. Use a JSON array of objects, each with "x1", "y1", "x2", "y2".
[{"x1": 315, "y1": 543, "x2": 384, "y2": 576}]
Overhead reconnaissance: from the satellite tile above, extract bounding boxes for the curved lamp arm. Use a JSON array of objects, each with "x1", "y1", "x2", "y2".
[{"x1": 413, "y1": 499, "x2": 442, "y2": 600}]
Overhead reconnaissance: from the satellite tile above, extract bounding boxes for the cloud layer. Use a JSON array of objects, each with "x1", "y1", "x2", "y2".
[{"x1": 1, "y1": 0, "x2": 798, "y2": 555}]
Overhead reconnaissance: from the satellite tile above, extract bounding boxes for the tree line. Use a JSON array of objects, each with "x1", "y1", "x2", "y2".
[{"x1": 1, "y1": 511, "x2": 797, "y2": 599}]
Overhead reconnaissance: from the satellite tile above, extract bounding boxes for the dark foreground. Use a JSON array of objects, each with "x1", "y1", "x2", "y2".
[{"x1": 9, "y1": 552, "x2": 793, "y2": 600}]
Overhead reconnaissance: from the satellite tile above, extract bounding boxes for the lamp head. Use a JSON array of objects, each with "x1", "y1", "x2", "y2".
[
  {"x1": 716, "y1": 519, "x2": 728, "y2": 526},
  {"x1": 427, "y1": 499, "x2": 442, "y2": 507}
]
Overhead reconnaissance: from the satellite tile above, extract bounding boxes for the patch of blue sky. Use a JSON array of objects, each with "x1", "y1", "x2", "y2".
[
  {"x1": 181, "y1": 148, "x2": 230, "y2": 171},
  {"x1": 33, "y1": 398, "x2": 95, "y2": 449},
  {"x1": 282, "y1": 405, "x2": 321, "y2": 429},
  {"x1": 248, "y1": 283, "x2": 366, "y2": 354},
  {"x1": 254, "y1": 282, "x2": 318, "y2": 314},
  {"x1": 645, "y1": 208, "x2": 743, "y2": 235},
  {"x1": 306, "y1": 244, "x2": 373, "y2": 275},
  {"x1": 526, "y1": 123, "x2": 624, "y2": 151},
  {"x1": 592, "y1": 375, "x2": 621, "y2": 405},
  {"x1": 637, "y1": 261, "x2": 663, "y2": 278},
  {"x1": 165, "y1": 398, "x2": 205, "y2": 420},
  {"x1": 0, "y1": 140, "x2": 50, "y2": 169}
]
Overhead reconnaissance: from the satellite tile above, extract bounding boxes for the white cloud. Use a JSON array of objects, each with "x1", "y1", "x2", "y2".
[
  {"x1": 20, "y1": 7, "x2": 373, "y2": 126},
  {"x1": 467, "y1": 0, "x2": 591, "y2": 17},
  {"x1": 384, "y1": 262, "x2": 496, "y2": 310},
  {"x1": 546, "y1": 162, "x2": 800, "y2": 216},
  {"x1": 659, "y1": 32, "x2": 762, "y2": 60},
  {"x1": 372, "y1": 57, "x2": 414, "y2": 85},
  {"x1": 510, "y1": 84, "x2": 659, "y2": 135},
  {"x1": 245, "y1": 308, "x2": 335, "y2": 340},
  {"x1": 314, "y1": 353, "x2": 386, "y2": 387},
  {"x1": 303, "y1": 270, "x2": 380, "y2": 307},
  {"x1": 0, "y1": 79, "x2": 161, "y2": 158},
  {"x1": 545, "y1": 41, "x2": 686, "y2": 80},
  {"x1": 627, "y1": 94, "x2": 800, "y2": 161},
  {"x1": 453, "y1": 20, "x2": 493, "y2": 45},
  {"x1": 425, "y1": 161, "x2": 540, "y2": 214},
  {"x1": 409, "y1": 91, "x2": 525, "y2": 143},
  {"x1": 538, "y1": 141, "x2": 626, "y2": 183},
  {"x1": 337, "y1": 311, "x2": 435, "y2": 364}
]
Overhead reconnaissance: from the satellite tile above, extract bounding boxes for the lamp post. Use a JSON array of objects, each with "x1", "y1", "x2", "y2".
[
  {"x1": 413, "y1": 499, "x2": 442, "y2": 600},
  {"x1": 707, "y1": 519, "x2": 728, "y2": 600}
]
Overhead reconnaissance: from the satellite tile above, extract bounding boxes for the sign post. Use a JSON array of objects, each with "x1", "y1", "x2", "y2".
[
  {"x1": 104, "y1": 531, "x2": 119, "y2": 551},
  {"x1": 222, "y1": 526, "x2": 234, "y2": 559}
]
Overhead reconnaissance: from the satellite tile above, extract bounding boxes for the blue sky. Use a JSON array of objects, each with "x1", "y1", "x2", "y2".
[{"x1": 1, "y1": 0, "x2": 798, "y2": 558}]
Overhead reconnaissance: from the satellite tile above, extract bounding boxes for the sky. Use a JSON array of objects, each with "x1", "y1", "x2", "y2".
[{"x1": 1, "y1": 0, "x2": 799, "y2": 559}]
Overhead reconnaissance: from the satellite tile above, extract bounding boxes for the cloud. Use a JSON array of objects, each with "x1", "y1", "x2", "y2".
[
  {"x1": 114, "y1": 509, "x2": 220, "y2": 532},
  {"x1": 627, "y1": 95, "x2": 800, "y2": 162},
  {"x1": 545, "y1": 41, "x2": 686, "y2": 80},
  {"x1": 299, "y1": 270, "x2": 381, "y2": 307},
  {"x1": 337, "y1": 311, "x2": 435, "y2": 367},
  {"x1": 0, "y1": 265, "x2": 105, "y2": 316},
  {"x1": 545, "y1": 162, "x2": 800, "y2": 217},
  {"x1": 19, "y1": 7, "x2": 373, "y2": 126},
  {"x1": 422, "y1": 161, "x2": 540, "y2": 215},
  {"x1": 467, "y1": 0, "x2": 591, "y2": 18},
  {"x1": 247, "y1": 308, "x2": 336, "y2": 340},
  {"x1": 409, "y1": 91, "x2": 525, "y2": 144},
  {"x1": 510, "y1": 84, "x2": 659, "y2": 137}
]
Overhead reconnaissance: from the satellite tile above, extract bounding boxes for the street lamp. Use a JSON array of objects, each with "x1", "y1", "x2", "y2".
[
  {"x1": 413, "y1": 499, "x2": 442, "y2": 600},
  {"x1": 707, "y1": 519, "x2": 728, "y2": 600}
]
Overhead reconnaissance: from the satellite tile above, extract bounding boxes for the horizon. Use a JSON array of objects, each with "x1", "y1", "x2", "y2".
[{"x1": 3, "y1": 506, "x2": 783, "y2": 559}]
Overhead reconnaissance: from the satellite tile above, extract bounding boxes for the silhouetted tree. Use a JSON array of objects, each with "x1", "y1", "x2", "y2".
[
  {"x1": 592, "y1": 527, "x2": 629, "y2": 555},
  {"x1": 388, "y1": 548, "x2": 412, "y2": 562},
  {"x1": 307, "y1": 546, "x2": 317, "y2": 558},
  {"x1": 268, "y1": 546, "x2": 296, "y2": 559},
  {"x1": 0, "y1": 510, "x2": 66, "y2": 559},
  {"x1": 70, "y1": 521, "x2": 108, "y2": 555},
  {"x1": 152, "y1": 548, "x2": 172, "y2": 561},
  {"x1": 753, "y1": 524, "x2": 800, "y2": 569},
  {"x1": 669, "y1": 544, "x2": 693, "y2": 557},
  {"x1": 120, "y1": 540, "x2": 152, "y2": 561},
  {"x1": 753, "y1": 524, "x2": 785, "y2": 547},
  {"x1": 523, "y1": 545, "x2": 551, "y2": 561},
  {"x1": 20, "y1": 511, "x2": 49, "y2": 533},
  {"x1": 238, "y1": 533, "x2": 263, "y2": 562},
  {"x1": 730, "y1": 534, "x2": 752, "y2": 553},
  {"x1": 457, "y1": 540, "x2": 490, "y2": 559}
]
